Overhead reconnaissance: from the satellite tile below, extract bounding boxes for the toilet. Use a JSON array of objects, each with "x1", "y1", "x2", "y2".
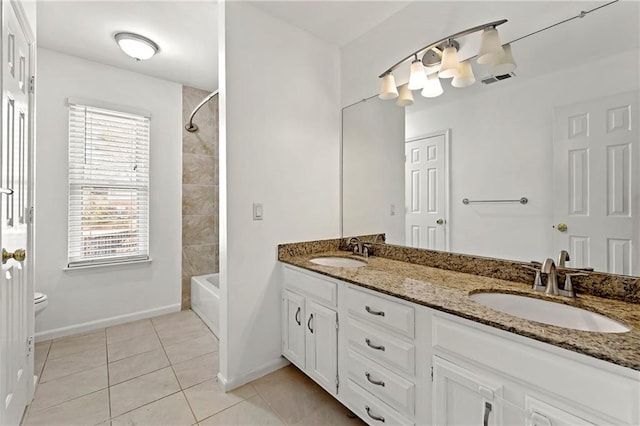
[{"x1": 34, "y1": 292, "x2": 48, "y2": 316}]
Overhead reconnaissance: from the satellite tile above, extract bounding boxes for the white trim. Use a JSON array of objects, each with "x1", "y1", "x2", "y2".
[
  {"x1": 35, "y1": 303, "x2": 181, "y2": 342},
  {"x1": 63, "y1": 258, "x2": 152, "y2": 272},
  {"x1": 65, "y1": 97, "x2": 152, "y2": 118},
  {"x1": 216, "y1": 357, "x2": 290, "y2": 392}
]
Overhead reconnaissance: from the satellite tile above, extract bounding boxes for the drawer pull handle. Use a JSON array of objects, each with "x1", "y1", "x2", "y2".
[
  {"x1": 365, "y1": 306, "x2": 385, "y2": 316},
  {"x1": 365, "y1": 338, "x2": 385, "y2": 351},
  {"x1": 483, "y1": 402, "x2": 492, "y2": 426},
  {"x1": 307, "y1": 314, "x2": 314, "y2": 333},
  {"x1": 365, "y1": 406, "x2": 385, "y2": 423},
  {"x1": 295, "y1": 307, "x2": 301, "y2": 326},
  {"x1": 365, "y1": 372, "x2": 385, "y2": 387}
]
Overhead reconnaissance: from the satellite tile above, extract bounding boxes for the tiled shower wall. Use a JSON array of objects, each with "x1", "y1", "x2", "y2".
[{"x1": 181, "y1": 86, "x2": 219, "y2": 309}]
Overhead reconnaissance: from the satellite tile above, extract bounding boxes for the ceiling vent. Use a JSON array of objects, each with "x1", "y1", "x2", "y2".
[{"x1": 481, "y1": 72, "x2": 516, "y2": 85}]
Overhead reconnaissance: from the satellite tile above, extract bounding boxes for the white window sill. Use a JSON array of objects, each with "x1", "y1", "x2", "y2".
[{"x1": 63, "y1": 258, "x2": 152, "y2": 272}]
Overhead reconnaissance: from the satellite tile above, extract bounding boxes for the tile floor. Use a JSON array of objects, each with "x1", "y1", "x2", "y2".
[{"x1": 23, "y1": 310, "x2": 365, "y2": 426}]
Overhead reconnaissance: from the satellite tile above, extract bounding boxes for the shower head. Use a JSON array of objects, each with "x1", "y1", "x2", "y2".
[{"x1": 185, "y1": 90, "x2": 218, "y2": 133}]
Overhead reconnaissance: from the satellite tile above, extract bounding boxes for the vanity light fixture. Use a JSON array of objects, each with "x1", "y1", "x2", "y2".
[
  {"x1": 379, "y1": 72, "x2": 399, "y2": 100},
  {"x1": 490, "y1": 44, "x2": 517, "y2": 76},
  {"x1": 114, "y1": 32, "x2": 159, "y2": 61},
  {"x1": 378, "y1": 19, "x2": 511, "y2": 105}
]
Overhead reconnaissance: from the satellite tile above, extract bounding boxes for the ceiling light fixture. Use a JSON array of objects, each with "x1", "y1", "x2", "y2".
[{"x1": 114, "y1": 32, "x2": 159, "y2": 61}]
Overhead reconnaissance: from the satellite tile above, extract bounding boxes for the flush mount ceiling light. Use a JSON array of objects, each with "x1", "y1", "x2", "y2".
[{"x1": 114, "y1": 32, "x2": 159, "y2": 61}]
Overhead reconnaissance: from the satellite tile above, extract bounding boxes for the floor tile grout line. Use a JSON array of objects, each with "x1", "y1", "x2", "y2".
[
  {"x1": 27, "y1": 387, "x2": 109, "y2": 416},
  {"x1": 251, "y1": 385, "x2": 291, "y2": 425},
  {"x1": 109, "y1": 389, "x2": 184, "y2": 421},
  {"x1": 152, "y1": 310, "x2": 201, "y2": 423},
  {"x1": 39, "y1": 360, "x2": 109, "y2": 385}
]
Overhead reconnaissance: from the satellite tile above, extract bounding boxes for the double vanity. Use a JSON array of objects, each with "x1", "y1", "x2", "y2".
[{"x1": 278, "y1": 238, "x2": 640, "y2": 425}]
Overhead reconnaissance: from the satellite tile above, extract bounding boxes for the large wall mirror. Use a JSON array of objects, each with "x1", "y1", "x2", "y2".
[{"x1": 342, "y1": 1, "x2": 640, "y2": 275}]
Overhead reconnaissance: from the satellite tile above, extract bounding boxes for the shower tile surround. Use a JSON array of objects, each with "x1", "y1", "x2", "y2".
[
  {"x1": 279, "y1": 237, "x2": 640, "y2": 370},
  {"x1": 182, "y1": 86, "x2": 219, "y2": 309}
]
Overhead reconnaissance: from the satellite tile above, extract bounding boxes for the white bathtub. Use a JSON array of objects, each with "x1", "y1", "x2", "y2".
[{"x1": 191, "y1": 273, "x2": 220, "y2": 338}]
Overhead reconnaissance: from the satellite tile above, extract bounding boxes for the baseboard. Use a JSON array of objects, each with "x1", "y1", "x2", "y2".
[
  {"x1": 217, "y1": 356, "x2": 290, "y2": 392},
  {"x1": 35, "y1": 303, "x2": 182, "y2": 341}
]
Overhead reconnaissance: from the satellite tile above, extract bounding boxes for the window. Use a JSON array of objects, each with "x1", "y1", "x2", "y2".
[{"x1": 67, "y1": 99, "x2": 150, "y2": 267}]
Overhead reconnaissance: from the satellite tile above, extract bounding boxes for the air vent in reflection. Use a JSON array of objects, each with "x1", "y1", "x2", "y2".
[{"x1": 481, "y1": 72, "x2": 516, "y2": 84}]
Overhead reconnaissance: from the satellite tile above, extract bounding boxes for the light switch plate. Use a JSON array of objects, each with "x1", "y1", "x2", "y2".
[{"x1": 253, "y1": 203, "x2": 263, "y2": 220}]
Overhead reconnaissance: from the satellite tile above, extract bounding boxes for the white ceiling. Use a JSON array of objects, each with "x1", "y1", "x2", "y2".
[
  {"x1": 37, "y1": 1, "x2": 218, "y2": 92},
  {"x1": 248, "y1": 1, "x2": 411, "y2": 46},
  {"x1": 35, "y1": 1, "x2": 638, "y2": 96}
]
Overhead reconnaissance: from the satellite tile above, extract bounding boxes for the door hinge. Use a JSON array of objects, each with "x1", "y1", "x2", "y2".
[
  {"x1": 27, "y1": 336, "x2": 34, "y2": 356},
  {"x1": 430, "y1": 366, "x2": 434, "y2": 381},
  {"x1": 335, "y1": 317, "x2": 339, "y2": 330},
  {"x1": 27, "y1": 206, "x2": 34, "y2": 224},
  {"x1": 29, "y1": 76, "x2": 35, "y2": 94}
]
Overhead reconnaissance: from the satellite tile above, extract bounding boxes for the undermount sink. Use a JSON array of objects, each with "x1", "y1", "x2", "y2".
[
  {"x1": 469, "y1": 292, "x2": 630, "y2": 333},
  {"x1": 309, "y1": 256, "x2": 367, "y2": 268}
]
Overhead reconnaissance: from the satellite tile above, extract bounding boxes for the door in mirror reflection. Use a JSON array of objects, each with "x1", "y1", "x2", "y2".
[
  {"x1": 553, "y1": 91, "x2": 639, "y2": 275},
  {"x1": 405, "y1": 132, "x2": 450, "y2": 250}
]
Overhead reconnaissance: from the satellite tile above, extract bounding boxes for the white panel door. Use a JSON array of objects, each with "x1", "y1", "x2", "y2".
[
  {"x1": 305, "y1": 300, "x2": 337, "y2": 395},
  {"x1": 553, "y1": 91, "x2": 639, "y2": 274},
  {"x1": 405, "y1": 132, "x2": 449, "y2": 250},
  {"x1": 282, "y1": 290, "x2": 305, "y2": 369},
  {"x1": 1, "y1": 1, "x2": 33, "y2": 424}
]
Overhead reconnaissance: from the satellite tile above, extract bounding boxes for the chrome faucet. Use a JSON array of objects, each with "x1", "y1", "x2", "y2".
[
  {"x1": 347, "y1": 237, "x2": 371, "y2": 258},
  {"x1": 541, "y1": 258, "x2": 559, "y2": 296},
  {"x1": 557, "y1": 250, "x2": 570, "y2": 268}
]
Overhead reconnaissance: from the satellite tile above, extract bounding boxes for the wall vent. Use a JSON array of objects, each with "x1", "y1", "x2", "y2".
[{"x1": 481, "y1": 72, "x2": 516, "y2": 85}]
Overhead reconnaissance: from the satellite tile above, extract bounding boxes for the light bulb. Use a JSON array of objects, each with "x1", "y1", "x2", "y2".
[
  {"x1": 489, "y1": 44, "x2": 516, "y2": 75},
  {"x1": 452, "y1": 60, "x2": 476, "y2": 88},
  {"x1": 421, "y1": 73, "x2": 443, "y2": 98},
  {"x1": 477, "y1": 27, "x2": 504, "y2": 65},
  {"x1": 407, "y1": 59, "x2": 427, "y2": 90},
  {"x1": 379, "y1": 73, "x2": 399, "y2": 100},
  {"x1": 396, "y1": 84, "x2": 414, "y2": 107},
  {"x1": 438, "y1": 45, "x2": 459, "y2": 79}
]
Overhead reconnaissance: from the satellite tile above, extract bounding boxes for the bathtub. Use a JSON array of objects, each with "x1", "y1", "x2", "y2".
[{"x1": 191, "y1": 273, "x2": 220, "y2": 338}]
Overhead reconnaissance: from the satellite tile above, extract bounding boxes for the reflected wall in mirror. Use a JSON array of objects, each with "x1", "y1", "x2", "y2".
[{"x1": 342, "y1": 1, "x2": 640, "y2": 276}]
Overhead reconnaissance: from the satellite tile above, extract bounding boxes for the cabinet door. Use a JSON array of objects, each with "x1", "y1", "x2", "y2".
[
  {"x1": 305, "y1": 300, "x2": 338, "y2": 394},
  {"x1": 282, "y1": 290, "x2": 305, "y2": 369},
  {"x1": 433, "y1": 356, "x2": 503, "y2": 426}
]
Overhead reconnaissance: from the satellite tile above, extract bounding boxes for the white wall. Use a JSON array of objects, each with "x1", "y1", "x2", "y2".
[
  {"x1": 343, "y1": 98, "x2": 405, "y2": 243},
  {"x1": 219, "y1": 2, "x2": 341, "y2": 388},
  {"x1": 405, "y1": 49, "x2": 639, "y2": 262},
  {"x1": 34, "y1": 48, "x2": 182, "y2": 340}
]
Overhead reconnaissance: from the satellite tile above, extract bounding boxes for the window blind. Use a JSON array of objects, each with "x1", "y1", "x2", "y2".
[{"x1": 67, "y1": 102, "x2": 150, "y2": 267}]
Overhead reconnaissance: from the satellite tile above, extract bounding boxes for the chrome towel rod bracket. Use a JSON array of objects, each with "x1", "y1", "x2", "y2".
[{"x1": 463, "y1": 197, "x2": 528, "y2": 205}]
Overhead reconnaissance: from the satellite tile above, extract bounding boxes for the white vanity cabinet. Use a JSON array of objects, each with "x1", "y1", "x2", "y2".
[
  {"x1": 432, "y1": 314, "x2": 640, "y2": 426},
  {"x1": 282, "y1": 266, "x2": 338, "y2": 395},
  {"x1": 341, "y1": 286, "x2": 417, "y2": 425},
  {"x1": 280, "y1": 263, "x2": 640, "y2": 426}
]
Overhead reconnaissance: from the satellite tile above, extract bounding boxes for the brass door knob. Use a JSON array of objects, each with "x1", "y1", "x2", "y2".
[
  {"x1": 3, "y1": 248, "x2": 26, "y2": 264},
  {"x1": 556, "y1": 223, "x2": 568, "y2": 232},
  {"x1": 436, "y1": 218, "x2": 445, "y2": 225}
]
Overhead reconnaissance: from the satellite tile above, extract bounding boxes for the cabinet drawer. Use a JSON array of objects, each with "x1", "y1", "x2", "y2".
[
  {"x1": 345, "y1": 286, "x2": 414, "y2": 338},
  {"x1": 284, "y1": 266, "x2": 337, "y2": 307},
  {"x1": 346, "y1": 317, "x2": 415, "y2": 376},
  {"x1": 344, "y1": 379, "x2": 414, "y2": 426},
  {"x1": 347, "y1": 349, "x2": 415, "y2": 416}
]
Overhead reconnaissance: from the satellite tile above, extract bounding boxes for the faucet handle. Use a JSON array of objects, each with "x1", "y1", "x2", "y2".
[
  {"x1": 564, "y1": 272, "x2": 588, "y2": 292},
  {"x1": 362, "y1": 243, "x2": 372, "y2": 258},
  {"x1": 521, "y1": 265, "x2": 544, "y2": 291}
]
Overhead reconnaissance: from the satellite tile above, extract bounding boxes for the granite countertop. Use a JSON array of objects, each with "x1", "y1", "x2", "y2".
[{"x1": 279, "y1": 249, "x2": 640, "y2": 372}]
